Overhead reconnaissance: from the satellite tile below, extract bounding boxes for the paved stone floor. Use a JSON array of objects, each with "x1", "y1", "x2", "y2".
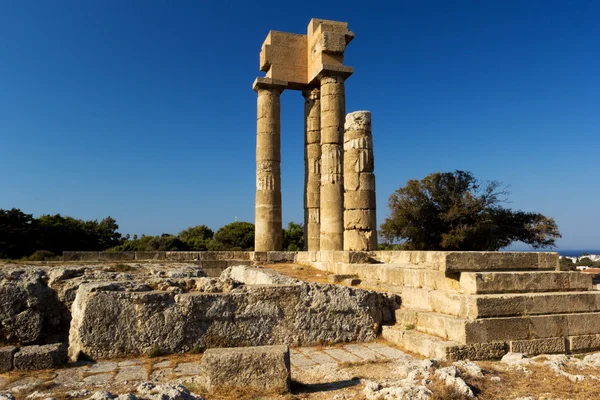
[
  {"x1": 0, "y1": 342, "x2": 415, "y2": 396},
  {"x1": 290, "y1": 342, "x2": 411, "y2": 370}
]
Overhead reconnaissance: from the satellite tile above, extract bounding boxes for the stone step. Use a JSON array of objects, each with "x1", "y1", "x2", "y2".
[
  {"x1": 381, "y1": 325, "x2": 506, "y2": 361},
  {"x1": 396, "y1": 309, "x2": 600, "y2": 344},
  {"x1": 372, "y1": 269, "x2": 590, "y2": 294},
  {"x1": 459, "y1": 271, "x2": 591, "y2": 294},
  {"x1": 401, "y1": 287, "x2": 600, "y2": 318}
]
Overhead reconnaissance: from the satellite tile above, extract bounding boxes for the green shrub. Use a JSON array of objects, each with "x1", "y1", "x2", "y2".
[
  {"x1": 146, "y1": 345, "x2": 163, "y2": 358},
  {"x1": 190, "y1": 344, "x2": 205, "y2": 354},
  {"x1": 27, "y1": 250, "x2": 60, "y2": 261}
]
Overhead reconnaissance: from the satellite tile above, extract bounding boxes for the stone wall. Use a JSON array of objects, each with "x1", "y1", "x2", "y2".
[{"x1": 63, "y1": 251, "x2": 254, "y2": 262}]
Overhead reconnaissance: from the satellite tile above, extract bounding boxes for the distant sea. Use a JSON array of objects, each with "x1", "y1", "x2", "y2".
[
  {"x1": 502, "y1": 249, "x2": 600, "y2": 257},
  {"x1": 558, "y1": 250, "x2": 600, "y2": 257}
]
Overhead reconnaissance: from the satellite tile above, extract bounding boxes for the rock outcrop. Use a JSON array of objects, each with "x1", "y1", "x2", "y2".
[{"x1": 68, "y1": 267, "x2": 398, "y2": 360}]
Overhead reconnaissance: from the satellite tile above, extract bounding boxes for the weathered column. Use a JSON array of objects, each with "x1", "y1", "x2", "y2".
[
  {"x1": 319, "y1": 75, "x2": 346, "y2": 251},
  {"x1": 253, "y1": 78, "x2": 287, "y2": 251},
  {"x1": 343, "y1": 111, "x2": 377, "y2": 251},
  {"x1": 303, "y1": 88, "x2": 321, "y2": 251}
]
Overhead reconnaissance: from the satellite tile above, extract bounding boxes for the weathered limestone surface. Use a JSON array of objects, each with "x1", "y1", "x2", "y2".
[
  {"x1": 343, "y1": 111, "x2": 376, "y2": 251},
  {"x1": 0, "y1": 346, "x2": 17, "y2": 372},
  {"x1": 320, "y1": 74, "x2": 346, "y2": 251},
  {"x1": 68, "y1": 267, "x2": 398, "y2": 360},
  {"x1": 0, "y1": 269, "x2": 70, "y2": 345},
  {"x1": 199, "y1": 345, "x2": 291, "y2": 393},
  {"x1": 259, "y1": 18, "x2": 354, "y2": 87},
  {"x1": 303, "y1": 88, "x2": 321, "y2": 251},
  {"x1": 13, "y1": 343, "x2": 67, "y2": 370},
  {"x1": 254, "y1": 78, "x2": 286, "y2": 251},
  {"x1": 510, "y1": 338, "x2": 566, "y2": 355},
  {"x1": 459, "y1": 271, "x2": 592, "y2": 294}
]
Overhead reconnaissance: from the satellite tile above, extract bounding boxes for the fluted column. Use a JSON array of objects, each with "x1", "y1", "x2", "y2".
[
  {"x1": 319, "y1": 75, "x2": 346, "y2": 250},
  {"x1": 253, "y1": 78, "x2": 287, "y2": 251},
  {"x1": 344, "y1": 111, "x2": 377, "y2": 250},
  {"x1": 303, "y1": 88, "x2": 321, "y2": 251}
]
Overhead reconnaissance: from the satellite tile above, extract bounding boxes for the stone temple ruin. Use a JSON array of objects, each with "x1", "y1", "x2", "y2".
[
  {"x1": 253, "y1": 18, "x2": 377, "y2": 252},
  {"x1": 1, "y1": 18, "x2": 600, "y2": 398}
]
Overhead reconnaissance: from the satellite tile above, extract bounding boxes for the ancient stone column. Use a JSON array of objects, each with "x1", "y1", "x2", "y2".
[
  {"x1": 253, "y1": 78, "x2": 286, "y2": 251},
  {"x1": 343, "y1": 111, "x2": 377, "y2": 251},
  {"x1": 303, "y1": 88, "x2": 321, "y2": 251},
  {"x1": 319, "y1": 75, "x2": 346, "y2": 251}
]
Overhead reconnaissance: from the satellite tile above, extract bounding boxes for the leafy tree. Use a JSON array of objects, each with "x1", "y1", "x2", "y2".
[
  {"x1": 380, "y1": 171, "x2": 561, "y2": 251},
  {"x1": 576, "y1": 257, "x2": 594, "y2": 267},
  {"x1": 282, "y1": 222, "x2": 304, "y2": 251},
  {"x1": 178, "y1": 225, "x2": 214, "y2": 251},
  {"x1": 0, "y1": 209, "x2": 123, "y2": 258},
  {"x1": 95, "y1": 217, "x2": 122, "y2": 249},
  {"x1": 110, "y1": 234, "x2": 188, "y2": 251},
  {"x1": 559, "y1": 257, "x2": 576, "y2": 271},
  {"x1": 0, "y1": 208, "x2": 36, "y2": 259},
  {"x1": 211, "y1": 222, "x2": 254, "y2": 251}
]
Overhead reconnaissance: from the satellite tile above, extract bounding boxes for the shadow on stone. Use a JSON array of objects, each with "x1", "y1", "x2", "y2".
[{"x1": 291, "y1": 378, "x2": 361, "y2": 394}]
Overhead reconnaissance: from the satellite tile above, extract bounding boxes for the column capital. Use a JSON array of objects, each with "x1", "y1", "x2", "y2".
[
  {"x1": 252, "y1": 77, "x2": 288, "y2": 93},
  {"x1": 302, "y1": 87, "x2": 321, "y2": 100},
  {"x1": 316, "y1": 65, "x2": 354, "y2": 82}
]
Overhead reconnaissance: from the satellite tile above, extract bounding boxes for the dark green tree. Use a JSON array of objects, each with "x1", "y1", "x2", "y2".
[
  {"x1": 282, "y1": 222, "x2": 304, "y2": 251},
  {"x1": 380, "y1": 171, "x2": 561, "y2": 251},
  {"x1": 0, "y1": 208, "x2": 36, "y2": 259},
  {"x1": 211, "y1": 222, "x2": 255, "y2": 250},
  {"x1": 178, "y1": 225, "x2": 214, "y2": 251}
]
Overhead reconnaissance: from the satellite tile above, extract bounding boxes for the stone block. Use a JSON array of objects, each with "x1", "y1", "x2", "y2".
[
  {"x1": 252, "y1": 252, "x2": 268, "y2": 262},
  {"x1": 568, "y1": 334, "x2": 600, "y2": 352},
  {"x1": 359, "y1": 173, "x2": 376, "y2": 191},
  {"x1": 63, "y1": 252, "x2": 101, "y2": 261},
  {"x1": 566, "y1": 312, "x2": 600, "y2": 336},
  {"x1": 13, "y1": 343, "x2": 67, "y2": 370},
  {"x1": 459, "y1": 271, "x2": 592, "y2": 294},
  {"x1": 395, "y1": 309, "x2": 418, "y2": 327},
  {"x1": 0, "y1": 346, "x2": 17, "y2": 372},
  {"x1": 510, "y1": 338, "x2": 566, "y2": 355},
  {"x1": 538, "y1": 252, "x2": 560, "y2": 270},
  {"x1": 529, "y1": 314, "x2": 568, "y2": 338},
  {"x1": 98, "y1": 252, "x2": 135, "y2": 261},
  {"x1": 344, "y1": 171, "x2": 359, "y2": 191},
  {"x1": 464, "y1": 317, "x2": 529, "y2": 343},
  {"x1": 399, "y1": 287, "x2": 434, "y2": 312},
  {"x1": 527, "y1": 292, "x2": 600, "y2": 315},
  {"x1": 344, "y1": 190, "x2": 376, "y2": 210},
  {"x1": 343, "y1": 230, "x2": 376, "y2": 251},
  {"x1": 443, "y1": 252, "x2": 554, "y2": 272},
  {"x1": 266, "y1": 251, "x2": 297, "y2": 263},
  {"x1": 200, "y1": 345, "x2": 291, "y2": 393},
  {"x1": 344, "y1": 148, "x2": 373, "y2": 173},
  {"x1": 447, "y1": 342, "x2": 507, "y2": 361},
  {"x1": 134, "y1": 251, "x2": 167, "y2": 261},
  {"x1": 344, "y1": 209, "x2": 376, "y2": 231}
]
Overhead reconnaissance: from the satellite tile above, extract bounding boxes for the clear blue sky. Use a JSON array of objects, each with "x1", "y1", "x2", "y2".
[{"x1": 1, "y1": 1, "x2": 598, "y2": 249}]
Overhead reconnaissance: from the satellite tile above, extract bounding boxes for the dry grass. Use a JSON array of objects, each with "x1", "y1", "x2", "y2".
[
  {"x1": 189, "y1": 384, "x2": 300, "y2": 400},
  {"x1": 469, "y1": 362, "x2": 600, "y2": 400}
]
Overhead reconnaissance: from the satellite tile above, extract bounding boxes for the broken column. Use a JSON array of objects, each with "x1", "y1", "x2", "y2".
[
  {"x1": 254, "y1": 78, "x2": 287, "y2": 251},
  {"x1": 319, "y1": 74, "x2": 346, "y2": 251},
  {"x1": 343, "y1": 111, "x2": 377, "y2": 251},
  {"x1": 303, "y1": 88, "x2": 321, "y2": 251}
]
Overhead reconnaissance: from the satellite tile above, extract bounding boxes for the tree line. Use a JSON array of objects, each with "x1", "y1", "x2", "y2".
[
  {"x1": 0, "y1": 208, "x2": 305, "y2": 260},
  {"x1": 2, "y1": 170, "x2": 562, "y2": 260}
]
